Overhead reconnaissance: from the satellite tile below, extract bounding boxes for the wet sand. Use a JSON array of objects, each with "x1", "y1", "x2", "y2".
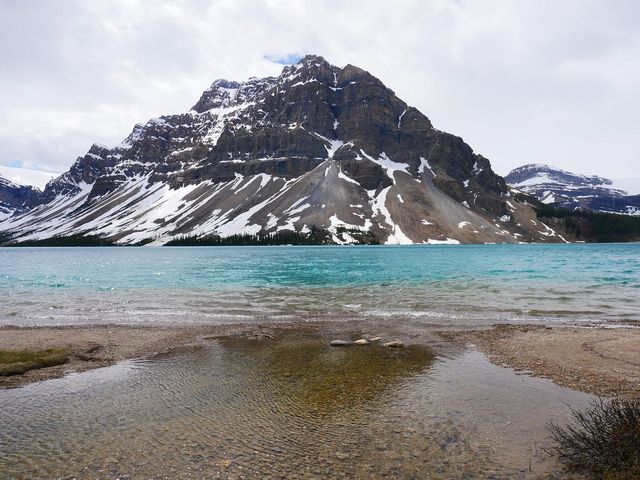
[
  {"x1": 440, "y1": 324, "x2": 640, "y2": 399},
  {"x1": 3, "y1": 322, "x2": 640, "y2": 400},
  {"x1": 0, "y1": 323, "x2": 305, "y2": 388}
]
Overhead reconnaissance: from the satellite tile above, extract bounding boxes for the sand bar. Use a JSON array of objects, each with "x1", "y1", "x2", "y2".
[
  {"x1": 0, "y1": 323, "x2": 297, "y2": 388},
  {"x1": 3, "y1": 322, "x2": 640, "y2": 399},
  {"x1": 440, "y1": 324, "x2": 640, "y2": 399}
]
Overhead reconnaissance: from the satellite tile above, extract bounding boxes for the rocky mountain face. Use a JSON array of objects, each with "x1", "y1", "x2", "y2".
[
  {"x1": 506, "y1": 164, "x2": 640, "y2": 216},
  {"x1": 0, "y1": 175, "x2": 42, "y2": 222},
  {"x1": 0, "y1": 55, "x2": 567, "y2": 244}
]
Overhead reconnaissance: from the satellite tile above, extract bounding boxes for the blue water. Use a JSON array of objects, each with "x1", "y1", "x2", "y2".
[{"x1": 0, "y1": 244, "x2": 638, "y2": 326}]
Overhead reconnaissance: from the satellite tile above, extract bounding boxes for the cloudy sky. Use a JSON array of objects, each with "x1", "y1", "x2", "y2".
[{"x1": 1, "y1": 0, "x2": 638, "y2": 179}]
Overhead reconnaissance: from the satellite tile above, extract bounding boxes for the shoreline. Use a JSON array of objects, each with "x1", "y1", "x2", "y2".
[
  {"x1": 439, "y1": 324, "x2": 640, "y2": 399},
  {"x1": 0, "y1": 323, "x2": 312, "y2": 388},
  {"x1": 3, "y1": 320, "x2": 588, "y2": 478},
  {"x1": 1, "y1": 321, "x2": 639, "y2": 398}
]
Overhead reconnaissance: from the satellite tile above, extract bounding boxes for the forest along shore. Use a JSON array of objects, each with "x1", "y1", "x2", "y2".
[
  {"x1": 1, "y1": 323, "x2": 639, "y2": 398},
  {"x1": 440, "y1": 324, "x2": 640, "y2": 399}
]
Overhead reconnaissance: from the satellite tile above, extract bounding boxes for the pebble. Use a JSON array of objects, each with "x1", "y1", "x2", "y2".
[
  {"x1": 335, "y1": 452, "x2": 349, "y2": 460},
  {"x1": 353, "y1": 339, "x2": 369, "y2": 345},
  {"x1": 329, "y1": 340, "x2": 350, "y2": 347},
  {"x1": 369, "y1": 337, "x2": 382, "y2": 342},
  {"x1": 383, "y1": 340, "x2": 404, "y2": 348}
]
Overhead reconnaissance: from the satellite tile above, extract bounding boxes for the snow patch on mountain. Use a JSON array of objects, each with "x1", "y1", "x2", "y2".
[
  {"x1": 418, "y1": 157, "x2": 435, "y2": 177},
  {"x1": 505, "y1": 164, "x2": 640, "y2": 216},
  {"x1": 1, "y1": 55, "x2": 559, "y2": 246},
  {"x1": 360, "y1": 151, "x2": 409, "y2": 184}
]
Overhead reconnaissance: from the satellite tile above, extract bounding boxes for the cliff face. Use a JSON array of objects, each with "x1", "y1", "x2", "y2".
[{"x1": 1, "y1": 55, "x2": 566, "y2": 244}]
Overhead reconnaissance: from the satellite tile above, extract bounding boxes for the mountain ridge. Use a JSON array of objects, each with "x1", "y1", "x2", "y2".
[
  {"x1": 0, "y1": 55, "x2": 568, "y2": 245},
  {"x1": 0, "y1": 174, "x2": 43, "y2": 222},
  {"x1": 506, "y1": 163, "x2": 640, "y2": 216}
]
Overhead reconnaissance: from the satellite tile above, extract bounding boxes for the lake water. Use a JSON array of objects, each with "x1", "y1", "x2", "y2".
[
  {"x1": 0, "y1": 328, "x2": 594, "y2": 478},
  {"x1": 1, "y1": 244, "x2": 638, "y2": 327},
  {"x1": 1, "y1": 244, "x2": 633, "y2": 478}
]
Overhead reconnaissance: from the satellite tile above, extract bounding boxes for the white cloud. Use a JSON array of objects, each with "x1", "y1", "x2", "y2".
[
  {"x1": 0, "y1": 0, "x2": 638, "y2": 178},
  {"x1": 0, "y1": 165, "x2": 60, "y2": 190}
]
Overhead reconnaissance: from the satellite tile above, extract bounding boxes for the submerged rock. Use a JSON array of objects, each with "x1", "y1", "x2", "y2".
[
  {"x1": 383, "y1": 340, "x2": 404, "y2": 348},
  {"x1": 353, "y1": 339, "x2": 370, "y2": 345},
  {"x1": 329, "y1": 340, "x2": 350, "y2": 347}
]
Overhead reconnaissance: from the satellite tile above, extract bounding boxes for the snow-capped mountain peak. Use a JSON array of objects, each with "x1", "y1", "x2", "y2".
[
  {"x1": 506, "y1": 164, "x2": 623, "y2": 192},
  {"x1": 0, "y1": 171, "x2": 44, "y2": 222},
  {"x1": 1, "y1": 56, "x2": 571, "y2": 244},
  {"x1": 505, "y1": 164, "x2": 640, "y2": 216}
]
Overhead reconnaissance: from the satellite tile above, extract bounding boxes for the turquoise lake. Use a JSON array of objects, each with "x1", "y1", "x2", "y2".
[
  {"x1": 1, "y1": 244, "x2": 638, "y2": 326},
  {"x1": 1, "y1": 243, "x2": 635, "y2": 478}
]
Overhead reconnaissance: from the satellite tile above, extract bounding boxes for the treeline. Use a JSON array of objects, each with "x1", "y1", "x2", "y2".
[
  {"x1": 0, "y1": 232, "x2": 12, "y2": 245},
  {"x1": 333, "y1": 226, "x2": 378, "y2": 245},
  {"x1": 166, "y1": 230, "x2": 328, "y2": 246},
  {"x1": 0, "y1": 225, "x2": 379, "y2": 247},
  {"x1": 166, "y1": 225, "x2": 378, "y2": 246},
  {"x1": 4, "y1": 233, "x2": 117, "y2": 247},
  {"x1": 536, "y1": 204, "x2": 640, "y2": 243}
]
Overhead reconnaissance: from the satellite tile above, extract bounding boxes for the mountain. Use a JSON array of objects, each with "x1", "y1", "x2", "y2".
[
  {"x1": 0, "y1": 174, "x2": 43, "y2": 222},
  {"x1": 505, "y1": 164, "x2": 640, "y2": 216},
  {"x1": 0, "y1": 55, "x2": 568, "y2": 245}
]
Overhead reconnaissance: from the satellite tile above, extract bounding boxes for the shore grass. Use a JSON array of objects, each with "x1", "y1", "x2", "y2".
[
  {"x1": 0, "y1": 348, "x2": 70, "y2": 376},
  {"x1": 548, "y1": 398, "x2": 640, "y2": 479}
]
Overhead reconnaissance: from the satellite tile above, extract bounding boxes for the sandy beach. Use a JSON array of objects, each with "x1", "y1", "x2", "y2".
[
  {"x1": 0, "y1": 323, "x2": 306, "y2": 388},
  {"x1": 440, "y1": 324, "x2": 640, "y2": 399}
]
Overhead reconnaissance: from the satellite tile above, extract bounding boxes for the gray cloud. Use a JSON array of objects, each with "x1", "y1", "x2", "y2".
[{"x1": 0, "y1": 0, "x2": 638, "y2": 178}]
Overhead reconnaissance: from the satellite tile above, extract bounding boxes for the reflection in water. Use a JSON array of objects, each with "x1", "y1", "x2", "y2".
[{"x1": 0, "y1": 332, "x2": 592, "y2": 479}]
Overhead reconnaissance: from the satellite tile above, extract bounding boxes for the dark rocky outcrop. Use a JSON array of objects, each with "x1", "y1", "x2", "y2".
[{"x1": 0, "y1": 175, "x2": 43, "y2": 219}]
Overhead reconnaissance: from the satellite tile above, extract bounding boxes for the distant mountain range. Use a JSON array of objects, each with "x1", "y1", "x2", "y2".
[
  {"x1": 505, "y1": 164, "x2": 640, "y2": 216},
  {"x1": 2, "y1": 55, "x2": 635, "y2": 245},
  {"x1": 0, "y1": 174, "x2": 43, "y2": 222}
]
